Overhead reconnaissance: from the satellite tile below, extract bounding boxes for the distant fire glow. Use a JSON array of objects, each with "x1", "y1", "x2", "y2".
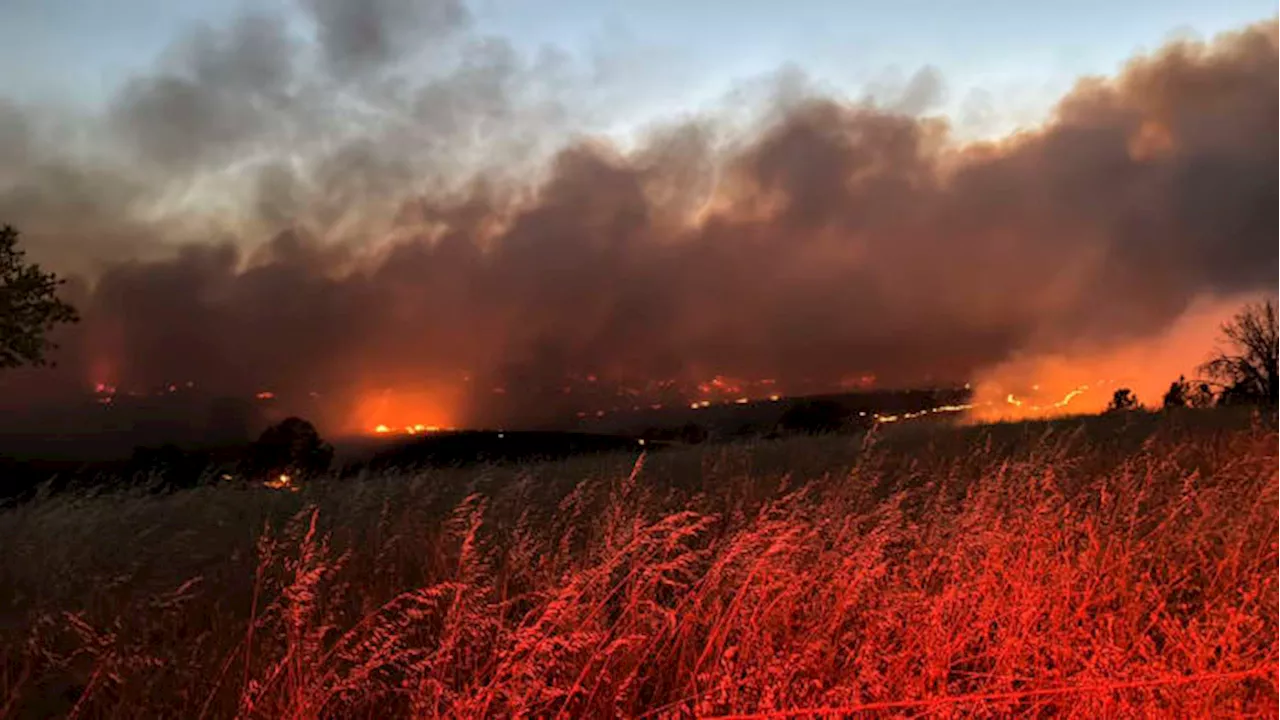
[
  {"x1": 263, "y1": 474, "x2": 298, "y2": 492},
  {"x1": 352, "y1": 386, "x2": 459, "y2": 437},
  {"x1": 52, "y1": 286, "x2": 1272, "y2": 441},
  {"x1": 374, "y1": 423, "x2": 447, "y2": 436},
  {"x1": 53, "y1": 296, "x2": 1271, "y2": 437}
]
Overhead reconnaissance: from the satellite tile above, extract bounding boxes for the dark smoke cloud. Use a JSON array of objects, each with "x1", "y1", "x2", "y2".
[
  {"x1": 109, "y1": 13, "x2": 298, "y2": 174},
  {"x1": 307, "y1": 0, "x2": 469, "y2": 76},
  {"x1": 0, "y1": 8, "x2": 1275, "y2": 438}
]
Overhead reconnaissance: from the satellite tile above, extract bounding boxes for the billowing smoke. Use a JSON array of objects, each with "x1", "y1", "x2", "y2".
[{"x1": 0, "y1": 4, "x2": 1275, "y2": 440}]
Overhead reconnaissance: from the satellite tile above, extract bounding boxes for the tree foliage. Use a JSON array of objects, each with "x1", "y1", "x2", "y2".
[
  {"x1": 0, "y1": 225, "x2": 79, "y2": 368},
  {"x1": 1162, "y1": 376, "x2": 1188, "y2": 409},
  {"x1": 1187, "y1": 381, "x2": 1216, "y2": 408},
  {"x1": 1199, "y1": 300, "x2": 1278, "y2": 406},
  {"x1": 242, "y1": 417, "x2": 334, "y2": 481},
  {"x1": 1106, "y1": 388, "x2": 1139, "y2": 413}
]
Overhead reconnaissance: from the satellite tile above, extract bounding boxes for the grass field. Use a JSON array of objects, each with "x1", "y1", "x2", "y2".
[{"x1": 1, "y1": 408, "x2": 1276, "y2": 718}]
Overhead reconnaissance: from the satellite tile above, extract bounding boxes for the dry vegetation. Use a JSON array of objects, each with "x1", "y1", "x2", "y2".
[{"x1": 1, "y1": 409, "x2": 1276, "y2": 718}]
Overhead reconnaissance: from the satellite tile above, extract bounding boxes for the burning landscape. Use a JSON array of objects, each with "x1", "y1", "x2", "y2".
[
  {"x1": 1, "y1": 3, "x2": 1276, "y2": 442},
  {"x1": 0, "y1": 0, "x2": 1276, "y2": 717}
]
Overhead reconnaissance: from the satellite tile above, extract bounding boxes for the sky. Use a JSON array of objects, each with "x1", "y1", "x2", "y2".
[
  {"x1": 2, "y1": 0, "x2": 1274, "y2": 139},
  {"x1": 0, "y1": 0, "x2": 1274, "y2": 440}
]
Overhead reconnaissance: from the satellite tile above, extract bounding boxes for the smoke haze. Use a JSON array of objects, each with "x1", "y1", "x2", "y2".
[{"x1": 0, "y1": 3, "x2": 1275, "y2": 438}]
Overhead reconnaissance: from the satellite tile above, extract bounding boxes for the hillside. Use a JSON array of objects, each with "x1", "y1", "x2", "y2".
[{"x1": 0, "y1": 408, "x2": 1274, "y2": 717}]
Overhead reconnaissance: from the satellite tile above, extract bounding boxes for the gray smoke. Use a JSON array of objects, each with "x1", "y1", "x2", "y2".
[{"x1": 0, "y1": 5, "x2": 1274, "y2": 436}]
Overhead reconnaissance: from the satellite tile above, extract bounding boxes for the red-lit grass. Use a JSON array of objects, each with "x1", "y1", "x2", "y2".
[{"x1": 0, "y1": 410, "x2": 1275, "y2": 717}]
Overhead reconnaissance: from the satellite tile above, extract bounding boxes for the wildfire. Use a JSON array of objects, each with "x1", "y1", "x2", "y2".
[
  {"x1": 93, "y1": 382, "x2": 117, "y2": 405},
  {"x1": 1056, "y1": 386, "x2": 1088, "y2": 407},
  {"x1": 373, "y1": 422, "x2": 448, "y2": 435},
  {"x1": 874, "y1": 402, "x2": 975, "y2": 424},
  {"x1": 1002, "y1": 385, "x2": 1093, "y2": 413},
  {"x1": 965, "y1": 381, "x2": 1109, "y2": 424},
  {"x1": 703, "y1": 376, "x2": 741, "y2": 394},
  {"x1": 839, "y1": 374, "x2": 877, "y2": 390},
  {"x1": 352, "y1": 386, "x2": 458, "y2": 437},
  {"x1": 263, "y1": 473, "x2": 299, "y2": 492},
  {"x1": 870, "y1": 384, "x2": 1098, "y2": 426},
  {"x1": 374, "y1": 423, "x2": 448, "y2": 435}
]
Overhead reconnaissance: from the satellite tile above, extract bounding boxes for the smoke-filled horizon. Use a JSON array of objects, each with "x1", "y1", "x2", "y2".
[{"x1": 0, "y1": 2, "x2": 1276, "y2": 437}]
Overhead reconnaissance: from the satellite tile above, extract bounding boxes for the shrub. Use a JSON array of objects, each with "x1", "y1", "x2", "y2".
[
  {"x1": 1106, "y1": 387, "x2": 1139, "y2": 413},
  {"x1": 1, "y1": 413, "x2": 1274, "y2": 717},
  {"x1": 241, "y1": 416, "x2": 334, "y2": 482}
]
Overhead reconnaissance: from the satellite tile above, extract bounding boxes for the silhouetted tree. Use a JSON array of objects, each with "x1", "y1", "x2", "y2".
[
  {"x1": 1218, "y1": 381, "x2": 1264, "y2": 407},
  {"x1": 242, "y1": 416, "x2": 333, "y2": 481},
  {"x1": 1187, "y1": 382, "x2": 1215, "y2": 408},
  {"x1": 1199, "y1": 300, "x2": 1278, "y2": 406},
  {"x1": 778, "y1": 399, "x2": 850, "y2": 434},
  {"x1": 1162, "y1": 376, "x2": 1189, "y2": 409},
  {"x1": 0, "y1": 225, "x2": 79, "y2": 368},
  {"x1": 1106, "y1": 388, "x2": 1139, "y2": 413}
]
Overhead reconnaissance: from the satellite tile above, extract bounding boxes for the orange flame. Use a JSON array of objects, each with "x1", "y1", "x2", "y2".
[
  {"x1": 965, "y1": 293, "x2": 1262, "y2": 423},
  {"x1": 352, "y1": 386, "x2": 458, "y2": 437},
  {"x1": 263, "y1": 473, "x2": 299, "y2": 492}
]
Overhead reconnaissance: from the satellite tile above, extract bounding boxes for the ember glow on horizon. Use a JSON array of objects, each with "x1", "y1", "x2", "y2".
[{"x1": 0, "y1": 1, "x2": 1274, "y2": 437}]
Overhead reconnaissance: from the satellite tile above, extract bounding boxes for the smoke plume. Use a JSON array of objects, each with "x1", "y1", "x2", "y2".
[{"x1": 0, "y1": 4, "x2": 1275, "y2": 438}]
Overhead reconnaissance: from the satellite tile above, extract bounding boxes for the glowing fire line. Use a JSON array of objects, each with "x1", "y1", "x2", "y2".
[{"x1": 374, "y1": 423, "x2": 449, "y2": 436}]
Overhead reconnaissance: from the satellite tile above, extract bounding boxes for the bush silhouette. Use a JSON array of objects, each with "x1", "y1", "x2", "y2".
[
  {"x1": 1187, "y1": 382, "x2": 1216, "y2": 408},
  {"x1": 1106, "y1": 388, "x2": 1139, "y2": 413},
  {"x1": 1162, "y1": 376, "x2": 1189, "y2": 409},
  {"x1": 241, "y1": 417, "x2": 333, "y2": 481}
]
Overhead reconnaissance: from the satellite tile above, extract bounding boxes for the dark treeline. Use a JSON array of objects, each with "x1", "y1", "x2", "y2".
[{"x1": 0, "y1": 388, "x2": 965, "y2": 504}]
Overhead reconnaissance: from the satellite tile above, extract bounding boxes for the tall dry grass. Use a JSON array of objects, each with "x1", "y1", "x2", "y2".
[{"x1": 0, "y1": 410, "x2": 1276, "y2": 718}]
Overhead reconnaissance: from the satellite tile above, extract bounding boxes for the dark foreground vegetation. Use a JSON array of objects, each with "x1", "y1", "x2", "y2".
[
  {"x1": 0, "y1": 389, "x2": 960, "y2": 507},
  {"x1": 0, "y1": 407, "x2": 1274, "y2": 718},
  {"x1": 0, "y1": 428, "x2": 652, "y2": 506}
]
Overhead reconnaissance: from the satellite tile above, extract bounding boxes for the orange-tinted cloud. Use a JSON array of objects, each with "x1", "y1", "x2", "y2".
[{"x1": 0, "y1": 14, "x2": 1275, "y2": 437}]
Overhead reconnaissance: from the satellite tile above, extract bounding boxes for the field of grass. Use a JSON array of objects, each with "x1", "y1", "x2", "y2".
[{"x1": 1, "y1": 409, "x2": 1276, "y2": 718}]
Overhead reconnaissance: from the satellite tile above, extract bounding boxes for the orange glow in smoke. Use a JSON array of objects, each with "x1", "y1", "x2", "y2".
[
  {"x1": 1128, "y1": 120, "x2": 1176, "y2": 161},
  {"x1": 839, "y1": 374, "x2": 877, "y2": 390},
  {"x1": 965, "y1": 294, "x2": 1263, "y2": 423},
  {"x1": 351, "y1": 386, "x2": 458, "y2": 437},
  {"x1": 263, "y1": 473, "x2": 299, "y2": 492}
]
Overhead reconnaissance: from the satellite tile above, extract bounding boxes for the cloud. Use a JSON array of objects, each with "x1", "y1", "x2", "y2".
[
  {"x1": 0, "y1": 12, "x2": 1274, "y2": 438},
  {"x1": 109, "y1": 13, "x2": 299, "y2": 174},
  {"x1": 305, "y1": 0, "x2": 470, "y2": 77}
]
